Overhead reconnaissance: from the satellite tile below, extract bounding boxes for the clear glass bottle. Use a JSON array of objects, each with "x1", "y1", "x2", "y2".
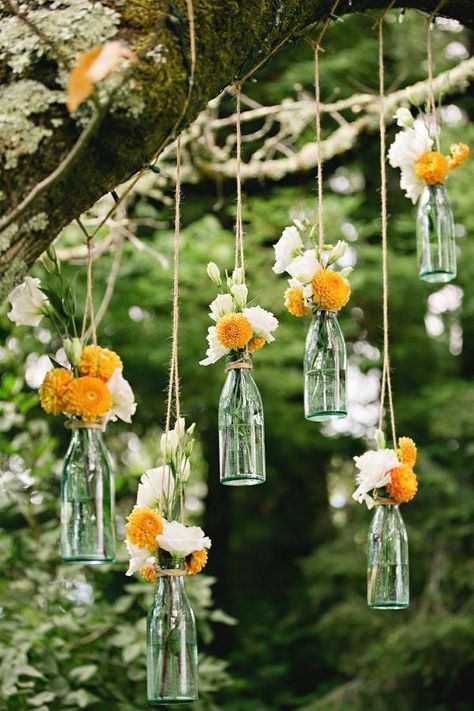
[
  {"x1": 60, "y1": 426, "x2": 115, "y2": 564},
  {"x1": 147, "y1": 564, "x2": 198, "y2": 705},
  {"x1": 367, "y1": 504, "x2": 409, "y2": 610},
  {"x1": 417, "y1": 183, "x2": 456, "y2": 283},
  {"x1": 304, "y1": 310, "x2": 347, "y2": 421},
  {"x1": 218, "y1": 352, "x2": 265, "y2": 486}
]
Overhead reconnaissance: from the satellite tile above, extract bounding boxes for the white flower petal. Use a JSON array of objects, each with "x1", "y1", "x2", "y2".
[
  {"x1": 137, "y1": 465, "x2": 174, "y2": 508},
  {"x1": 7, "y1": 277, "x2": 49, "y2": 327},
  {"x1": 157, "y1": 520, "x2": 212, "y2": 558},
  {"x1": 200, "y1": 326, "x2": 229, "y2": 366},
  {"x1": 273, "y1": 226, "x2": 304, "y2": 274},
  {"x1": 243, "y1": 305, "x2": 279, "y2": 343},
  {"x1": 106, "y1": 370, "x2": 136, "y2": 423},
  {"x1": 287, "y1": 250, "x2": 321, "y2": 284}
]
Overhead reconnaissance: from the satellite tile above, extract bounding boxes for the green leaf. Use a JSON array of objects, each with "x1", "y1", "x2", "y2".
[{"x1": 69, "y1": 665, "x2": 98, "y2": 683}]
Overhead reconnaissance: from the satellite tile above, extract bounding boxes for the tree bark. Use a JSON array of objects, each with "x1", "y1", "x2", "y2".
[{"x1": 0, "y1": 0, "x2": 471, "y2": 297}]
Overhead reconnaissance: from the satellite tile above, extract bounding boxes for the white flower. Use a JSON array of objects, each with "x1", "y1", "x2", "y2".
[
  {"x1": 157, "y1": 520, "x2": 212, "y2": 558},
  {"x1": 199, "y1": 326, "x2": 229, "y2": 366},
  {"x1": 388, "y1": 125, "x2": 433, "y2": 203},
  {"x1": 209, "y1": 293, "x2": 235, "y2": 322},
  {"x1": 206, "y1": 262, "x2": 221, "y2": 286},
  {"x1": 7, "y1": 276, "x2": 49, "y2": 327},
  {"x1": 287, "y1": 249, "x2": 321, "y2": 283},
  {"x1": 352, "y1": 449, "x2": 400, "y2": 509},
  {"x1": 394, "y1": 107, "x2": 414, "y2": 129},
  {"x1": 273, "y1": 226, "x2": 304, "y2": 274},
  {"x1": 106, "y1": 370, "x2": 136, "y2": 423},
  {"x1": 160, "y1": 418, "x2": 186, "y2": 459},
  {"x1": 243, "y1": 305, "x2": 279, "y2": 343},
  {"x1": 230, "y1": 284, "x2": 248, "y2": 310},
  {"x1": 326, "y1": 240, "x2": 347, "y2": 266},
  {"x1": 125, "y1": 541, "x2": 156, "y2": 576},
  {"x1": 137, "y1": 465, "x2": 175, "y2": 508}
]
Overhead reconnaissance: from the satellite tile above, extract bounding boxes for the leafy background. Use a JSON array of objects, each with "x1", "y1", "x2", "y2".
[{"x1": 1, "y1": 12, "x2": 473, "y2": 711}]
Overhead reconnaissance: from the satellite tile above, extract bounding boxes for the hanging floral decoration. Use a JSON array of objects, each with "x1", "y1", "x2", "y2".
[
  {"x1": 388, "y1": 108, "x2": 469, "y2": 204},
  {"x1": 125, "y1": 417, "x2": 211, "y2": 582},
  {"x1": 200, "y1": 263, "x2": 279, "y2": 366},
  {"x1": 273, "y1": 226, "x2": 352, "y2": 317}
]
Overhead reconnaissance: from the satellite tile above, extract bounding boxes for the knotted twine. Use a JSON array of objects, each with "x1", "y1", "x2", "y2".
[{"x1": 426, "y1": 0, "x2": 447, "y2": 153}]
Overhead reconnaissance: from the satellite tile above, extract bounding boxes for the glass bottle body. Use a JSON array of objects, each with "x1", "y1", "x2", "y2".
[
  {"x1": 304, "y1": 310, "x2": 347, "y2": 421},
  {"x1": 218, "y1": 353, "x2": 265, "y2": 486},
  {"x1": 60, "y1": 426, "x2": 115, "y2": 564},
  {"x1": 417, "y1": 183, "x2": 456, "y2": 283},
  {"x1": 147, "y1": 565, "x2": 198, "y2": 705},
  {"x1": 367, "y1": 504, "x2": 409, "y2": 610}
]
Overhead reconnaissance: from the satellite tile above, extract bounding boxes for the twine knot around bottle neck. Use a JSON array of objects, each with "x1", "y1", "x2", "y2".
[
  {"x1": 156, "y1": 568, "x2": 188, "y2": 577},
  {"x1": 373, "y1": 494, "x2": 397, "y2": 506},
  {"x1": 64, "y1": 419, "x2": 106, "y2": 432},
  {"x1": 225, "y1": 359, "x2": 253, "y2": 372}
]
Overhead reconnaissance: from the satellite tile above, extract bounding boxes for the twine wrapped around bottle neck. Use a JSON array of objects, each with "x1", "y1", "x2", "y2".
[
  {"x1": 65, "y1": 419, "x2": 105, "y2": 432},
  {"x1": 225, "y1": 359, "x2": 253, "y2": 372},
  {"x1": 156, "y1": 568, "x2": 187, "y2": 577},
  {"x1": 373, "y1": 494, "x2": 396, "y2": 506}
]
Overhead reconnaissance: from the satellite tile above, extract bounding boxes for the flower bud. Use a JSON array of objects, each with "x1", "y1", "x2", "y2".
[
  {"x1": 375, "y1": 428, "x2": 386, "y2": 450},
  {"x1": 206, "y1": 262, "x2": 221, "y2": 286},
  {"x1": 231, "y1": 267, "x2": 244, "y2": 285},
  {"x1": 63, "y1": 337, "x2": 82, "y2": 367},
  {"x1": 394, "y1": 107, "x2": 414, "y2": 129},
  {"x1": 230, "y1": 284, "x2": 248, "y2": 310}
]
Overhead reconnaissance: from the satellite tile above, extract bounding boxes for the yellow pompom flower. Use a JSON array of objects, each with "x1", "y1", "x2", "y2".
[
  {"x1": 311, "y1": 269, "x2": 351, "y2": 312},
  {"x1": 447, "y1": 142, "x2": 470, "y2": 170},
  {"x1": 387, "y1": 464, "x2": 418, "y2": 504},
  {"x1": 248, "y1": 335, "x2": 266, "y2": 352},
  {"x1": 63, "y1": 376, "x2": 112, "y2": 420},
  {"x1": 284, "y1": 286, "x2": 307, "y2": 318},
  {"x1": 414, "y1": 151, "x2": 449, "y2": 185},
  {"x1": 79, "y1": 345, "x2": 123, "y2": 381},
  {"x1": 186, "y1": 549, "x2": 208, "y2": 575},
  {"x1": 397, "y1": 437, "x2": 417, "y2": 468},
  {"x1": 38, "y1": 368, "x2": 74, "y2": 415},
  {"x1": 216, "y1": 313, "x2": 253, "y2": 350},
  {"x1": 125, "y1": 507, "x2": 163, "y2": 551},
  {"x1": 139, "y1": 566, "x2": 157, "y2": 583}
]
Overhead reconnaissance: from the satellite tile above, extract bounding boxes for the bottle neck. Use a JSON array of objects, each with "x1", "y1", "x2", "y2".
[{"x1": 225, "y1": 350, "x2": 252, "y2": 366}]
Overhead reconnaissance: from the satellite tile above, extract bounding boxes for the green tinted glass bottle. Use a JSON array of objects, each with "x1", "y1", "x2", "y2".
[
  {"x1": 218, "y1": 352, "x2": 265, "y2": 486},
  {"x1": 304, "y1": 310, "x2": 347, "y2": 421},
  {"x1": 367, "y1": 504, "x2": 409, "y2": 610},
  {"x1": 147, "y1": 564, "x2": 198, "y2": 704},
  {"x1": 417, "y1": 183, "x2": 456, "y2": 283},
  {"x1": 60, "y1": 426, "x2": 115, "y2": 564}
]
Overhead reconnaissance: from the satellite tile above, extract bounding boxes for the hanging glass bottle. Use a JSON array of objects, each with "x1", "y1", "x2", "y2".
[
  {"x1": 417, "y1": 183, "x2": 456, "y2": 283},
  {"x1": 61, "y1": 425, "x2": 115, "y2": 564},
  {"x1": 218, "y1": 352, "x2": 265, "y2": 486},
  {"x1": 367, "y1": 504, "x2": 409, "y2": 609},
  {"x1": 304, "y1": 310, "x2": 347, "y2": 421},
  {"x1": 147, "y1": 563, "x2": 198, "y2": 705}
]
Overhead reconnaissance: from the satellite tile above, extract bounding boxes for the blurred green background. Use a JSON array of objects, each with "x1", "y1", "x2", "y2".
[{"x1": 1, "y1": 12, "x2": 473, "y2": 711}]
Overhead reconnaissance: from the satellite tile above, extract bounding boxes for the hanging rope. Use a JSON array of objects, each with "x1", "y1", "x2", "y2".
[
  {"x1": 77, "y1": 218, "x2": 98, "y2": 347},
  {"x1": 426, "y1": 20, "x2": 441, "y2": 152},
  {"x1": 377, "y1": 18, "x2": 397, "y2": 448},
  {"x1": 234, "y1": 83, "x2": 245, "y2": 277}
]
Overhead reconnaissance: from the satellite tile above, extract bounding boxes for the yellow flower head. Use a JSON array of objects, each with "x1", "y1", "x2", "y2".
[
  {"x1": 216, "y1": 313, "x2": 253, "y2": 350},
  {"x1": 139, "y1": 566, "x2": 157, "y2": 583},
  {"x1": 397, "y1": 436, "x2": 417, "y2": 468},
  {"x1": 387, "y1": 464, "x2": 418, "y2": 504},
  {"x1": 447, "y1": 142, "x2": 470, "y2": 170},
  {"x1": 38, "y1": 368, "x2": 74, "y2": 415},
  {"x1": 284, "y1": 286, "x2": 308, "y2": 318},
  {"x1": 63, "y1": 376, "x2": 112, "y2": 420},
  {"x1": 186, "y1": 548, "x2": 208, "y2": 575},
  {"x1": 414, "y1": 151, "x2": 449, "y2": 185},
  {"x1": 79, "y1": 345, "x2": 123, "y2": 381},
  {"x1": 125, "y1": 507, "x2": 163, "y2": 551},
  {"x1": 248, "y1": 335, "x2": 266, "y2": 352},
  {"x1": 311, "y1": 269, "x2": 351, "y2": 312}
]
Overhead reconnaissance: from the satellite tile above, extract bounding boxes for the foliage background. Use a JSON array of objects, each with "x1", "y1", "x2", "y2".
[{"x1": 1, "y1": 12, "x2": 473, "y2": 711}]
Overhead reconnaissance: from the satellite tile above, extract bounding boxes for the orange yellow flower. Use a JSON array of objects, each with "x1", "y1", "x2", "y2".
[
  {"x1": 79, "y1": 345, "x2": 123, "y2": 381},
  {"x1": 312, "y1": 269, "x2": 351, "y2": 311},
  {"x1": 447, "y1": 142, "x2": 470, "y2": 170},
  {"x1": 387, "y1": 464, "x2": 418, "y2": 504},
  {"x1": 125, "y1": 507, "x2": 163, "y2": 551},
  {"x1": 139, "y1": 566, "x2": 157, "y2": 583},
  {"x1": 38, "y1": 368, "x2": 74, "y2": 415},
  {"x1": 216, "y1": 313, "x2": 253, "y2": 350},
  {"x1": 397, "y1": 437, "x2": 417, "y2": 468},
  {"x1": 414, "y1": 151, "x2": 449, "y2": 185},
  {"x1": 63, "y1": 376, "x2": 112, "y2": 420},
  {"x1": 248, "y1": 335, "x2": 266, "y2": 352},
  {"x1": 284, "y1": 286, "x2": 307, "y2": 317},
  {"x1": 186, "y1": 548, "x2": 208, "y2": 575}
]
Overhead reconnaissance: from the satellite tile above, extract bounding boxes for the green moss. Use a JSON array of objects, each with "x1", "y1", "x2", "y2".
[
  {"x1": 0, "y1": 259, "x2": 27, "y2": 302},
  {"x1": 0, "y1": 223, "x2": 18, "y2": 253}
]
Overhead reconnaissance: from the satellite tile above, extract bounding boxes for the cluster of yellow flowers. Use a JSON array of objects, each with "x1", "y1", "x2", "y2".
[
  {"x1": 415, "y1": 143, "x2": 470, "y2": 186},
  {"x1": 283, "y1": 267, "x2": 351, "y2": 317},
  {"x1": 387, "y1": 437, "x2": 418, "y2": 504},
  {"x1": 38, "y1": 345, "x2": 121, "y2": 421}
]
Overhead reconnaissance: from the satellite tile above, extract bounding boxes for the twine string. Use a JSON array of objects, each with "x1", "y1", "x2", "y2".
[
  {"x1": 426, "y1": 18, "x2": 441, "y2": 152},
  {"x1": 234, "y1": 83, "x2": 245, "y2": 277},
  {"x1": 377, "y1": 18, "x2": 397, "y2": 448},
  {"x1": 65, "y1": 420, "x2": 105, "y2": 431},
  {"x1": 77, "y1": 219, "x2": 98, "y2": 347},
  {"x1": 156, "y1": 568, "x2": 188, "y2": 577},
  {"x1": 225, "y1": 360, "x2": 253, "y2": 372}
]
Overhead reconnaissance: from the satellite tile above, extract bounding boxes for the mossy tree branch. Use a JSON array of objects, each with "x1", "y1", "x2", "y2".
[{"x1": 0, "y1": 0, "x2": 471, "y2": 297}]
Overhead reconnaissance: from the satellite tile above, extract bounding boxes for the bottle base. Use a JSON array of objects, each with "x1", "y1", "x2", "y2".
[
  {"x1": 368, "y1": 601, "x2": 409, "y2": 610},
  {"x1": 305, "y1": 410, "x2": 347, "y2": 422},
  {"x1": 220, "y1": 475, "x2": 265, "y2": 486},
  {"x1": 419, "y1": 269, "x2": 456, "y2": 284},
  {"x1": 148, "y1": 699, "x2": 197, "y2": 705},
  {"x1": 61, "y1": 555, "x2": 115, "y2": 565}
]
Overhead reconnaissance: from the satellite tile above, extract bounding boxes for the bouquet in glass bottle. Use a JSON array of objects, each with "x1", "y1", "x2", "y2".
[
  {"x1": 125, "y1": 418, "x2": 211, "y2": 705},
  {"x1": 352, "y1": 429, "x2": 418, "y2": 610},
  {"x1": 6, "y1": 249, "x2": 136, "y2": 563},
  {"x1": 388, "y1": 107, "x2": 469, "y2": 283},
  {"x1": 199, "y1": 262, "x2": 278, "y2": 486},
  {"x1": 273, "y1": 223, "x2": 352, "y2": 421}
]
